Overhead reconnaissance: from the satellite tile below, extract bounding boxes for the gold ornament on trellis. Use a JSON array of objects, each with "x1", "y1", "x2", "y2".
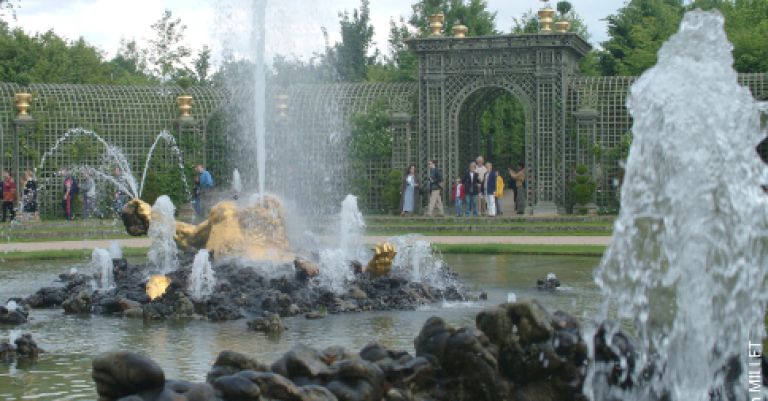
[
  {"x1": 452, "y1": 24, "x2": 468, "y2": 38},
  {"x1": 177, "y1": 95, "x2": 193, "y2": 118},
  {"x1": 538, "y1": 7, "x2": 555, "y2": 33},
  {"x1": 14, "y1": 92, "x2": 32, "y2": 119},
  {"x1": 428, "y1": 13, "x2": 445, "y2": 36}
]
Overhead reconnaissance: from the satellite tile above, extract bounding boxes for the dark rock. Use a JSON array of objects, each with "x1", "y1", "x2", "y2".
[
  {"x1": 213, "y1": 374, "x2": 261, "y2": 400},
  {"x1": 63, "y1": 290, "x2": 92, "y2": 314},
  {"x1": 207, "y1": 350, "x2": 269, "y2": 383},
  {"x1": 536, "y1": 274, "x2": 561, "y2": 291},
  {"x1": 0, "y1": 303, "x2": 28, "y2": 325},
  {"x1": 271, "y1": 344, "x2": 330, "y2": 381},
  {"x1": 248, "y1": 313, "x2": 286, "y2": 334},
  {"x1": 92, "y1": 352, "x2": 165, "y2": 401}
]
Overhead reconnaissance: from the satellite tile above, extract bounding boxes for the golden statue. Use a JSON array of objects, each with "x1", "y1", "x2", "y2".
[
  {"x1": 121, "y1": 197, "x2": 396, "y2": 274},
  {"x1": 122, "y1": 196, "x2": 293, "y2": 263}
]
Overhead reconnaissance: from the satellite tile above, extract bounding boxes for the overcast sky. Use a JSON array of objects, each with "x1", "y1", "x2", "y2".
[{"x1": 7, "y1": 0, "x2": 625, "y2": 64}]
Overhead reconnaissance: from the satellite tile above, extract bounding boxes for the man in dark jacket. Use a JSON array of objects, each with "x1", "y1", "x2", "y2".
[
  {"x1": 462, "y1": 161, "x2": 480, "y2": 216},
  {"x1": 425, "y1": 159, "x2": 444, "y2": 216}
]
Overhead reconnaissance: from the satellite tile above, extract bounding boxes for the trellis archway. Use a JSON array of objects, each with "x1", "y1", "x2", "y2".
[
  {"x1": 408, "y1": 33, "x2": 591, "y2": 213},
  {"x1": 449, "y1": 80, "x2": 535, "y2": 207}
]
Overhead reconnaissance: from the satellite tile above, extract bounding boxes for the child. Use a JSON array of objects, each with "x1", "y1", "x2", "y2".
[
  {"x1": 451, "y1": 176, "x2": 465, "y2": 217},
  {"x1": 495, "y1": 171, "x2": 505, "y2": 215}
]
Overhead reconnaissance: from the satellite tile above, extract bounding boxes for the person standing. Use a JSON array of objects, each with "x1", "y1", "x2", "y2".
[
  {"x1": 483, "y1": 162, "x2": 497, "y2": 217},
  {"x1": 463, "y1": 162, "x2": 479, "y2": 217},
  {"x1": 1, "y1": 169, "x2": 16, "y2": 222},
  {"x1": 495, "y1": 171, "x2": 505, "y2": 215},
  {"x1": 21, "y1": 170, "x2": 37, "y2": 220},
  {"x1": 62, "y1": 169, "x2": 77, "y2": 221},
  {"x1": 475, "y1": 156, "x2": 487, "y2": 216},
  {"x1": 425, "y1": 159, "x2": 444, "y2": 217},
  {"x1": 509, "y1": 162, "x2": 527, "y2": 215},
  {"x1": 399, "y1": 164, "x2": 420, "y2": 216},
  {"x1": 451, "y1": 176, "x2": 465, "y2": 217},
  {"x1": 195, "y1": 164, "x2": 214, "y2": 217},
  {"x1": 81, "y1": 171, "x2": 96, "y2": 218}
]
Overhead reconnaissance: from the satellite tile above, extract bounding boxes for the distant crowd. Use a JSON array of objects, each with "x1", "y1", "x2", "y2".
[
  {"x1": 0, "y1": 164, "x2": 215, "y2": 223},
  {"x1": 399, "y1": 156, "x2": 526, "y2": 217}
]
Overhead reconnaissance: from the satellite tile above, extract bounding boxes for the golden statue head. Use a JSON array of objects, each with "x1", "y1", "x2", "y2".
[{"x1": 122, "y1": 198, "x2": 152, "y2": 236}]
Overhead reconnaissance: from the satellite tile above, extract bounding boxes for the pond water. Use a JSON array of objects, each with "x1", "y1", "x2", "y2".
[{"x1": 0, "y1": 253, "x2": 600, "y2": 400}]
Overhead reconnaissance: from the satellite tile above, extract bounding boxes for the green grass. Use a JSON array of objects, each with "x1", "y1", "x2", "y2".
[
  {"x1": 433, "y1": 243, "x2": 606, "y2": 256},
  {"x1": 0, "y1": 247, "x2": 149, "y2": 262}
]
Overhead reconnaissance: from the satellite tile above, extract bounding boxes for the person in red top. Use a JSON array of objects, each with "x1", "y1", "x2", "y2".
[
  {"x1": 451, "y1": 175, "x2": 465, "y2": 217},
  {"x1": 1, "y1": 169, "x2": 16, "y2": 222}
]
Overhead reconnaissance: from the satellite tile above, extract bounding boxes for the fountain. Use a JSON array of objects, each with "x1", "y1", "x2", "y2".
[
  {"x1": 586, "y1": 10, "x2": 768, "y2": 400},
  {"x1": 146, "y1": 195, "x2": 179, "y2": 273},
  {"x1": 90, "y1": 248, "x2": 114, "y2": 291},
  {"x1": 35, "y1": 128, "x2": 191, "y2": 207},
  {"x1": 188, "y1": 249, "x2": 216, "y2": 301},
  {"x1": 70, "y1": 8, "x2": 768, "y2": 401}
]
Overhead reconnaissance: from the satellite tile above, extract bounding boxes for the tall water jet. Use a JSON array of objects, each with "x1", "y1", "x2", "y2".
[
  {"x1": 252, "y1": 0, "x2": 267, "y2": 195},
  {"x1": 91, "y1": 248, "x2": 114, "y2": 290},
  {"x1": 232, "y1": 169, "x2": 242, "y2": 197},
  {"x1": 188, "y1": 249, "x2": 216, "y2": 301},
  {"x1": 586, "y1": 10, "x2": 768, "y2": 401},
  {"x1": 138, "y1": 130, "x2": 191, "y2": 200},
  {"x1": 317, "y1": 195, "x2": 366, "y2": 294},
  {"x1": 147, "y1": 196, "x2": 179, "y2": 273},
  {"x1": 338, "y1": 194, "x2": 365, "y2": 260}
]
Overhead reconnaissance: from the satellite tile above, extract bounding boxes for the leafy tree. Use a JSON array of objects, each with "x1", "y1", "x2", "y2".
[
  {"x1": 599, "y1": 0, "x2": 684, "y2": 76},
  {"x1": 479, "y1": 93, "x2": 526, "y2": 169},
  {"x1": 367, "y1": 17, "x2": 418, "y2": 82},
  {"x1": 409, "y1": 0, "x2": 497, "y2": 37},
  {"x1": 147, "y1": 9, "x2": 192, "y2": 82},
  {"x1": 689, "y1": 0, "x2": 768, "y2": 73},
  {"x1": 325, "y1": 0, "x2": 376, "y2": 82},
  {"x1": 108, "y1": 39, "x2": 155, "y2": 85},
  {"x1": 347, "y1": 99, "x2": 393, "y2": 211},
  {"x1": 193, "y1": 45, "x2": 212, "y2": 85},
  {"x1": 600, "y1": 0, "x2": 768, "y2": 75}
]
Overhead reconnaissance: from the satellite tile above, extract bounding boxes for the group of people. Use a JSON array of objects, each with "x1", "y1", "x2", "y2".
[
  {"x1": 0, "y1": 163, "x2": 215, "y2": 222},
  {"x1": 1, "y1": 169, "x2": 38, "y2": 222},
  {"x1": 399, "y1": 156, "x2": 526, "y2": 217}
]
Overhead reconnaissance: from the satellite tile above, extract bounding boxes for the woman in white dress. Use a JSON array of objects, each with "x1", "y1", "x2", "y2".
[{"x1": 399, "y1": 164, "x2": 420, "y2": 216}]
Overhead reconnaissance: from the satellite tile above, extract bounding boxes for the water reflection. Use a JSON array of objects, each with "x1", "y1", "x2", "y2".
[{"x1": 0, "y1": 253, "x2": 600, "y2": 399}]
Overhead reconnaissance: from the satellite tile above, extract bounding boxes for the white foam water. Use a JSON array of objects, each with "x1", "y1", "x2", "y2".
[
  {"x1": 147, "y1": 196, "x2": 179, "y2": 273},
  {"x1": 315, "y1": 195, "x2": 367, "y2": 294},
  {"x1": 108, "y1": 241, "x2": 123, "y2": 260},
  {"x1": 232, "y1": 169, "x2": 243, "y2": 195},
  {"x1": 585, "y1": 10, "x2": 768, "y2": 401},
  {"x1": 188, "y1": 249, "x2": 216, "y2": 301},
  {"x1": 389, "y1": 235, "x2": 456, "y2": 290},
  {"x1": 5, "y1": 300, "x2": 17, "y2": 312},
  {"x1": 91, "y1": 248, "x2": 114, "y2": 291}
]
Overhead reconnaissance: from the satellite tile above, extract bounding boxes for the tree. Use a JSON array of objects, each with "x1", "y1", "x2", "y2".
[
  {"x1": 599, "y1": 0, "x2": 684, "y2": 76},
  {"x1": 347, "y1": 98, "x2": 393, "y2": 211},
  {"x1": 598, "y1": 0, "x2": 768, "y2": 75},
  {"x1": 367, "y1": 17, "x2": 419, "y2": 82},
  {"x1": 409, "y1": 0, "x2": 497, "y2": 37},
  {"x1": 108, "y1": 39, "x2": 155, "y2": 85},
  {"x1": 689, "y1": 0, "x2": 768, "y2": 73},
  {"x1": 325, "y1": 0, "x2": 376, "y2": 82},
  {"x1": 193, "y1": 45, "x2": 211, "y2": 85},
  {"x1": 147, "y1": 9, "x2": 192, "y2": 82}
]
